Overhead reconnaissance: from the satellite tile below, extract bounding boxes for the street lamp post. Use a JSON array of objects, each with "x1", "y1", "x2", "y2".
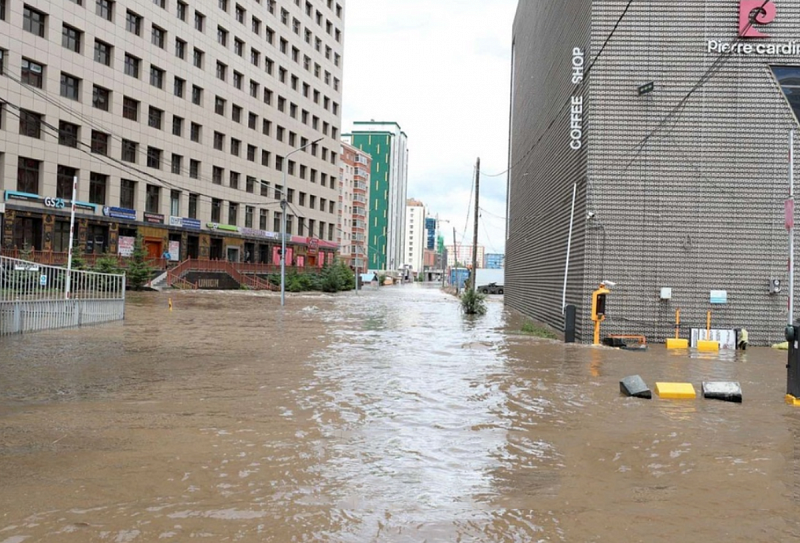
[{"x1": 281, "y1": 137, "x2": 323, "y2": 306}]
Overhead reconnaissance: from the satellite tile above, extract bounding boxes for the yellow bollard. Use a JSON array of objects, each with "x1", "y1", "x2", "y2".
[
  {"x1": 697, "y1": 310, "x2": 719, "y2": 352},
  {"x1": 169, "y1": 297, "x2": 173, "y2": 312},
  {"x1": 666, "y1": 308, "x2": 689, "y2": 349}
]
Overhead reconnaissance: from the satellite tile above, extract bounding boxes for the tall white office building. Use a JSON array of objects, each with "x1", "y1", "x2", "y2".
[
  {"x1": 403, "y1": 198, "x2": 425, "y2": 274},
  {"x1": 0, "y1": 0, "x2": 345, "y2": 266}
]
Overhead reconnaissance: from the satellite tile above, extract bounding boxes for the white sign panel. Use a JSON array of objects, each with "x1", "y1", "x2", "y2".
[
  {"x1": 118, "y1": 236, "x2": 135, "y2": 257},
  {"x1": 690, "y1": 328, "x2": 737, "y2": 350},
  {"x1": 168, "y1": 241, "x2": 180, "y2": 261}
]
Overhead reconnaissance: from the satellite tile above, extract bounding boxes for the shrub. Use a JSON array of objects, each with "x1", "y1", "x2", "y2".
[
  {"x1": 460, "y1": 288, "x2": 487, "y2": 315},
  {"x1": 126, "y1": 233, "x2": 152, "y2": 290}
]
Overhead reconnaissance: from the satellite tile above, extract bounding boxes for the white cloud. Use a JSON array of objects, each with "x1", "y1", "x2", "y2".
[{"x1": 342, "y1": 0, "x2": 516, "y2": 256}]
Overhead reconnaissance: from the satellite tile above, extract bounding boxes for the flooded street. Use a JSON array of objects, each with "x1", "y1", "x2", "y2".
[{"x1": 1, "y1": 284, "x2": 799, "y2": 542}]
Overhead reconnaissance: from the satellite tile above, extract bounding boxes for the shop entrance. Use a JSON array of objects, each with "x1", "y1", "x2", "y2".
[
  {"x1": 244, "y1": 242, "x2": 255, "y2": 263},
  {"x1": 144, "y1": 238, "x2": 163, "y2": 260},
  {"x1": 86, "y1": 224, "x2": 109, "y2": 254},
  {"x1": 226, "y1": 246, "x2": 240, "y2": 262},
  {"x1": 209, "y1": 238, "x2": 223, "y2": 260},
  {"x1": 187, "y1": 235, "x2": 200, "y2": 259},
  {"x1": 13, "y1": 216, "x2": 42, "y2": 251}
]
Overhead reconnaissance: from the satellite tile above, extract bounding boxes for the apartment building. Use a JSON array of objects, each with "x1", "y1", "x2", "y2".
[
  {"x1": 343, "y1": 121, "x2": 408, "y2": 271},
  {"x1": 337, "y1": 140, "x2": 370, "y2": 272},
  {"x1": 403, "y1": 198, "x2": 425, "y2": 274},
  {"x1": 0, "y1": 0, "x2": 344, "y2": 267}
]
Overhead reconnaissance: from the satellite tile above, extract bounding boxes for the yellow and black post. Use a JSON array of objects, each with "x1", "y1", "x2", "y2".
[
  {"x1": 786, "y1": 322, "x2": 800, "y2": 406},
  {"x1": 591, "y1": 283, "x2": 610, "y2": 345}
]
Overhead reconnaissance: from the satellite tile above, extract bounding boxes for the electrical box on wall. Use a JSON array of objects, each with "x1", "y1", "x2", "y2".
[
  {"x1": 769, "y1": 278, "x2": 782, "y2": 295},
  {"x1": 660, "y1": 287, "x2": 672, "y2": 300}
]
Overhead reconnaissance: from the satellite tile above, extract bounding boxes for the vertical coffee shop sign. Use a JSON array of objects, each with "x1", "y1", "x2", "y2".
[{"x1": 570, "y1": 47, "x2": 584, "y2": 150}]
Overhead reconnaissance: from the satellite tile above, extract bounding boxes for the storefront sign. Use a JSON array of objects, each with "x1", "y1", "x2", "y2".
[
  {"x1": 168, "y1": 240, "x2": 180, "y2": 261},
  {"x1": 44, "y1": 197, "x2": 66, "y2": 209},
  {"x1": 240, "y1": 227, "x2": 279, "y2": 240},
  {"x1": 739, "y1": 0, "x2": 775, "y2": 38},
  {"x1": 169, "y1": 216, "x2": 202, "y2": 230},
  {"x1": 103, "y1": 206, "x2": 137, "y2": 221},
  {"x1": 4, "y1": 190, "x2": 40, "y2": 202},
  {"x1": 706, "y1": 40, "x2": 800, "y2": 55},
  {"x1": 144, "y1": 212, "x2": 165, "y2": 224},
  {"x1": 570, "y1": 47, "x2": 584, "y2": 151},
  {"x1": 118, "y1": 236, "x2": 135, "y2": 257},
  {"x1": 307, "y1": 237, "x2": 319, "y2": 255},
  {"x1": 206, "y1": 223, "x2": 239, "y2": 232}
]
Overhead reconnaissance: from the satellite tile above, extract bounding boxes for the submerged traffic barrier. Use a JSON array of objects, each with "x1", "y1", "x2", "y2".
[
  {"x1": 619, "y1": 375, "x2": 652, "y2": 399},
  {"x1": 701, "y1": 382, "x2": 742, "y2": 403},
  {"x1": 655, "y1": 382, "x2": 697, "y2": 399},
  {"x1": 697, "y1": 311, "x2": 720, "y2": 352}
]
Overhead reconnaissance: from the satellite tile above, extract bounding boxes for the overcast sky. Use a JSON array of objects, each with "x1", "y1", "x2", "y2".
[{"x1": 341, "y1": 0, "x2": 518, "y2": 256}]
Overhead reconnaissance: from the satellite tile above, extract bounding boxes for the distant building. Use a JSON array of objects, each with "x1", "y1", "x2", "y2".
[
  {"x1": 338, "y1": 143, "x2": 372, "y2": 272},
  {"x1": 425, "y1": 217, "x2": 437, "y2": 250},
  {"x1": 445, "y1": 244, "x2": 485, "y2": 269},
  {"x1": 344, "y1": 122, "x2": 408, "y2": 271},
  {"x1": 404, "y1": 199, "x2": 426, "y2": 273},
  {"x1": 485, "y1": 253, "x2": 505, "y2": 269}
]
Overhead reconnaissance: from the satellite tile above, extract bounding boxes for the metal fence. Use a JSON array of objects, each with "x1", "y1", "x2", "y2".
[{"x1": 0, "y1": 255, "x2": 126, "y2": 336}]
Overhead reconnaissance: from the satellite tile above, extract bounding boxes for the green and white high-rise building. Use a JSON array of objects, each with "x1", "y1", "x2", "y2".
[{"x1": 344, "y1": 122, "x2": 408, "y2": 271}]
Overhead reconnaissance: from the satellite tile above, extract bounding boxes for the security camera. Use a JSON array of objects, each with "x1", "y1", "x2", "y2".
[
  {"x1": 587, "y1": 212, "x2": 596, "y2": 220},
  {"x1": 602, "y1": 280, "x2": 616, "y2": 288}
]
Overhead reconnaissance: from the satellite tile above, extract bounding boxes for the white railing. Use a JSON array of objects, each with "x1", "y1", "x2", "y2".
[{"x1": 0, "y1": 255, "x2": 126, "y2": 336}]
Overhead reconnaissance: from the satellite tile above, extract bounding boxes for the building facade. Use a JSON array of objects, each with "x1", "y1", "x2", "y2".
[
  {"x1": 0, "y1": 0, "x2": 344, "y2": 266},
  {"x1": 485, "y1": 253, "x2": 505, "y2": 269},
  {"x1": 343, "y1": 121, "x2": 408, "y2": 271},
  {"x1": 337, "y1": 141, "x2": 370, "y2": 272},
  {"x1": 445, "y1": 243, "x2": 485, "y2": 269},
  {"x1": 403, "y1": 198, "x2": 425, "y2": 273},
  {"x1": 507, "y1": 0, "x2": 800, "y2": 345}
]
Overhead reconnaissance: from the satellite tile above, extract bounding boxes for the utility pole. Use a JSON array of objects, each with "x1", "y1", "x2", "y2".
[
  {"x1": 471, "y1": 158, "x2": 480, "y2": 292},
  {"x1": 453, "y1": 226, "x2": 458, "y2": 295},
  {"x1": 790, "y1": 128, "x2": 795, "y2": 324}
]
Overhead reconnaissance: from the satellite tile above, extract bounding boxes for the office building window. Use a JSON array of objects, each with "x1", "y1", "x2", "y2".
[
  {"x1": 58, "y1": 121, "x2": 79, "y2": 147},
  {"x1": 175, "y1": 38, "x2": 186, "y2": 59},
  {"x1": 123, "y1": 96, "x2": 139, "y2": 120},
  {"x1": 124, "y1": 54, "x2": 140, "y2": 78},
  {"x1": 191, "y1": 85, "x2": 203, "y2": 105},
  {"x1": 152, "y1": 25, "x2": 166, "y2": 48},
  {"x1": 189, "y1": 194, "x2": 198, "y2": 219},
  {"x1": 212, "y1": 166, "x2": 223, "y2": 185},
  {"x1": 60, "y1": 73, "x2": 81, "y2": 100},
  {"x1": 126, "y1": 10, "x2": 142, "y2": 35},
  {"x1": 211, "y1": 198, "x2": 221, "y2": 222},
  {"x1": 170, "y1": 190, "x2": 180, "y2": 216},
  {"x1": 21, "y1": 58, "x2": 44, "y2": 88},
  {"x1": 174, "y1": 76, "x2": 185, "y2": 97},
  {"x1": 215, "y1": 96, "x2": 226, "y2": 115},
  {"x1": 190, "y1": 122, "x2": 201, "y2": 142},
  {"x1": 194, "y1": 11, "x2": 205, "y2": 32},
  {"x1": 245, "y1": 206, "x2": 254, "y2": 228},
  {"x1": 121, "y1": 139, "x2": 138, "y2": 162},
  {"x1": 193, "y1": 48, "x2": 204, "y2": 68},
  {"x1": 171, "y1": 154, "x2": 182, "y2": 174},
  {"x1": 17, "y1": 158, "x2": 41, "y2": 194},
  {"x1": 229, "y1": 171, "x2": 239, "y2": 189},
  {"x1": 150, "y1": 66, "x2": 165, "y2": 88},
  {"x1": 19, "y1": 110, "x2": 42, "y2": 138},
  {"x1": 229, "y1": 202, "x2": 238, "y2": 225},
  {"x1": 62, "y1": 24, "x2": 82, "y2": 52},
  {"x1": 89, "y1": 173, "x2": 107, "y2": 205},
  {"x1": 177, "y1": 1, "x2": 187, "y2": 21},
  {"x1": 91, "y1": 130, "x2": 109, "y2": 155},
  {"x1": 56, "y1": 166, "x2": 77, "y2": 199},
  {"x1": 120, "y1": 179, "x2": 136, "y2": 209},
  {"x1": 94, "y1": 39, "x2": 112, "y2": 65},
  {"x1": 260, "y1": 209, "x2": 267, "y2": 230},
  {"x1": 23, "y1": 5, "x2": 46, "y2": 37},
  {"x1": 92, "y1": 85, "x2": 110, "y2": 111},
  {"x1": 146, "y1": 184, "x2": 160, "y2": 213},
  {"x1": 172, "y1": 115, "x2": 183, "y2": 136},
  {"x1": 189, "y1": 159, "x2": 200, "y2": 179},
  {"x1": 96, "y1": 0, "x2": 113, "y2": 21},
  {"x1": 148, "y1": 106, "x2": 163, "y2": 129}
]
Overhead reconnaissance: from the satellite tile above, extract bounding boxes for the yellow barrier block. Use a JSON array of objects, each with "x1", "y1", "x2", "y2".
[
  {"x1": 786, "y1": 395, "x2": 800, "y2": 407},
  {"x1": 655, "y1": 382, "x2": 697, "y2": 399},
  {"x1": 697, "y1": 340, "x2": 719, "y2": 352},
  {"x1": 666, "y1": 338, "x2": 689, "y2": 349}
]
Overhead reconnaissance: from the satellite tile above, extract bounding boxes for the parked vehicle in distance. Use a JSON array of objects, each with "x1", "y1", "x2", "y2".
[{"x1": 478, "y1": 282, "x2": 504, "y2": 295}]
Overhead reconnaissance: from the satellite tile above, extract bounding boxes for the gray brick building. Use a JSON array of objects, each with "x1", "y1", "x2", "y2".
[{"x1": 507, "y1": 0, "x2": 800, "y2": 345}]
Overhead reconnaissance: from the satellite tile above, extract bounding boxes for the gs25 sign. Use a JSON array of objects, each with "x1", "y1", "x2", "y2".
[{"x1": 44, "y1": 197, "x2": 66, "y2": 209}]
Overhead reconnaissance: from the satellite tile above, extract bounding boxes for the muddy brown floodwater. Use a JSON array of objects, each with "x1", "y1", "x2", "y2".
[{"x1": 0, "y1": 284, "x2": 799, "y2": 542}]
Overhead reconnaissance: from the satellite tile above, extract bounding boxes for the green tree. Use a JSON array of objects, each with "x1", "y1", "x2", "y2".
[
  {"x1": 126, "y1": 233, "x2": 152, "y2": 290},
  {"x1": 94, "y1": 253, "x2": 122, "y2": 275},
  {"x1": 69, "y1": 242, "x2": 88, "y2": 271}
]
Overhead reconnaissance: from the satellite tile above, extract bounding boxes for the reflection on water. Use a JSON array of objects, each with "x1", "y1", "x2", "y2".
[{"x1": 0, "y1": 285, "x2": 799, "y2": 541}]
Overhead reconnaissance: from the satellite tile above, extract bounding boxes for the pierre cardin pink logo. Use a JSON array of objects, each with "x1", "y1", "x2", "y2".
[{"x1": 739, "y1": 0, "x2": 776, "y2": 38}]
